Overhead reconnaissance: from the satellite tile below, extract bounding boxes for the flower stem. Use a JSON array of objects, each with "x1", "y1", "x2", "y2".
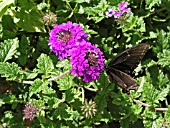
[
  {"x1": 22, "y1": 70, "x2": 70, "y2": 84},
  {"x1": 133, "y1": 99, "x2": 168, "y2": 111},
  {"x1": 48, "y1": 70, "x2": 70, "y2": 81},
  {"x1": 84, "y1": 86, "x2": 98, "y2": 92},
  {"x1": 81, "y1": 87, "x2": 85, "y2": 103}
]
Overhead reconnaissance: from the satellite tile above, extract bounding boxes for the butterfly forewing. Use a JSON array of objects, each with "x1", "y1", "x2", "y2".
[
  {"x1": 107, "y1": 43, "x2": 149, "y2": 94},
  {"x1": 108, "y1": 43, "x2": 149, "y2": 70}
]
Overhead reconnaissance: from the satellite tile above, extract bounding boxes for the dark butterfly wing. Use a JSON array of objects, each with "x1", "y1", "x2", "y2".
[
  {"x1": 108, "y1": 67, "x2": 139, "y2": 94},
  {"x1": 107, "y1": 43, "x2": 149, "y2": 94},
  {"x1": 108, "y1": 43, "x2": 149, "y2": 73}
]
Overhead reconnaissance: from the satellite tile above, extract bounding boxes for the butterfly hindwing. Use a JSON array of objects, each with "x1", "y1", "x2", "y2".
[{"x1": 108, "y1": 67, "x2": 139, "y2": 94}]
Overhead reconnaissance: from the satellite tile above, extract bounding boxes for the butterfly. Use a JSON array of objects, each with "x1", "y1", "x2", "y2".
[{"x1": 106, "y1": 43, "x2": 149, "y2": 94}]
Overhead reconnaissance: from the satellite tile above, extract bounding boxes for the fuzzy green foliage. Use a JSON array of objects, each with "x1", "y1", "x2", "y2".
[{"x1": 0, "y1": 0, "x2": 170, "y2": 127}]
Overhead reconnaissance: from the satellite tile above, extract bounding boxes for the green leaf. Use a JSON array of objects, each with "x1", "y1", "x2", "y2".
[
  {"x1": 157, "y1": 86, "x2": 169, "y2": 101},
  {"x1": 145, "y1": 0, "x2": 162, "y2": 9},
  {"x1": 142, "y1": 68, "x2": 169, "y2": 104},
  {"x1": 153, "y1": 29, "x2": 170, "y2": 54},
  {"x1": 18, "y1": 35, "x2": 31, "y2": 66},
  {"x1": 142, "y1": 31, "x2": 157, "y2": 41},
  {"x1": 29, "y1": 79, "x2": 43, "y2": 94},
  {"x1": 142, "y1": 109, "x2": 163, "y2": 128},
  {"x1": 15, "y1": 8, "x2": 46, "y2": 32},
  {"x1": 40, "y1": 87, "x2": 62, "y2": 109},
  {"x1": 29, "y1": 79, "x2": 49, "y2": 95},
  {"x1": 36, "y1": 54, "x2": 54, "y2": 78},
  {"x1": 0, "y1": 38, "x2": 19, "y2": 62},
  {"x1": 37, "y1": 36, "x2": 50, "y2": 52},
  {"x1": 78, "y1": 5, "x2": 84, "y2": 14},
  {"x1": 23, "y1": 70, "x2": 38, "y2": 79},
  {"x1": 83, "y1": 0, "x2": 107, "y2": 23},
  {"x1": 83, "y1": 25, "x2": 98, "y2": 35},
  {"x1": 158, "y1": 50, "x2": 170, "y2": 70},
  {"x1": 136, "y1": 17, "x2": 146, "y2": 32},
  {"x1": 65, "y1": 88, "x2": 81, "y2": 103},
  {"x1": 157, "y1": 69, "x2": 169, "y2": 88},
  {"x1": 2, "y1": 93, "x2": 17, "y2": 104},
  {"x1": 123, "y1": 16, "x2": 146, "y2": 33},
  {"x1": 94, "y1": 84, "x2": 111, "y2": 112},
  {"x1": 0, "y1": 62, "x2": 22, "y2": 81},
  {"x1": 165, "y1": 106, "x2": 170, "y2": 120},
  {"x1": 47, "y1": 97, "x2": 62, "y2": 109},
  {"x1": 57, "y1": 73, "x2": 75, "y2": 90},
  {"x1": 164, "y1": 1, "x2": 170, "y2": 11},
  {"x1": 97, "y1": 72, "x2": 110, "y2": 89},
  {"x1": 56, "y1": 59, "x2": 71, "y2": 70},
  {"x1": 53, "y1": 104, "x2": 71, "y2": 120},
  {"x1": 0, "y1": 99, "x2": 5, "y2": 107},
  {"x1": 0, "y1": 0, "x2": 15, "y2": 18},
  {"x1": 2, "y1": 15, "x2": 17, "y2": 39},
  {"x1": 122, "y1": 15, "x2": 138, "y2": 32}
]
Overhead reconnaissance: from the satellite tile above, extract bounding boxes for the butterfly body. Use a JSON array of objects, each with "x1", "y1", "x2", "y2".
[{"x1": 106, "y1": 43, "x2": 149, "y2": 94}]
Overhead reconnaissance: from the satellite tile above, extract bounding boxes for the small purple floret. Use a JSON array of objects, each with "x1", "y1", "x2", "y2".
[
  {"x1": 105, "y1": 9, "x2": 115, "y2": 17},
  {"x1": 118, "y1": 1, "x2": 130, "y2": 13},
  {"x1": 118, "y1": 1, "x2": 128, "y2": 9},
  {"x1": 106, "y1": 1, "x2": 130, "y2": 19}
]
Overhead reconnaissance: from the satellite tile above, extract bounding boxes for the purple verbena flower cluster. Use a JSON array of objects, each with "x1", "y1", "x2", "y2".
[
  {"x1": 49, "y1": 21, "x2": 105, "y2": 82},
  {"x1": 70, "y1": 42, "x2": 104, "y2": 82},
  {"x1": 105, "y1": 1, "x2": 130, "y2": 19},
  {"x1": 49, "y1": 21, "x2": 88, "y2": 60}
]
